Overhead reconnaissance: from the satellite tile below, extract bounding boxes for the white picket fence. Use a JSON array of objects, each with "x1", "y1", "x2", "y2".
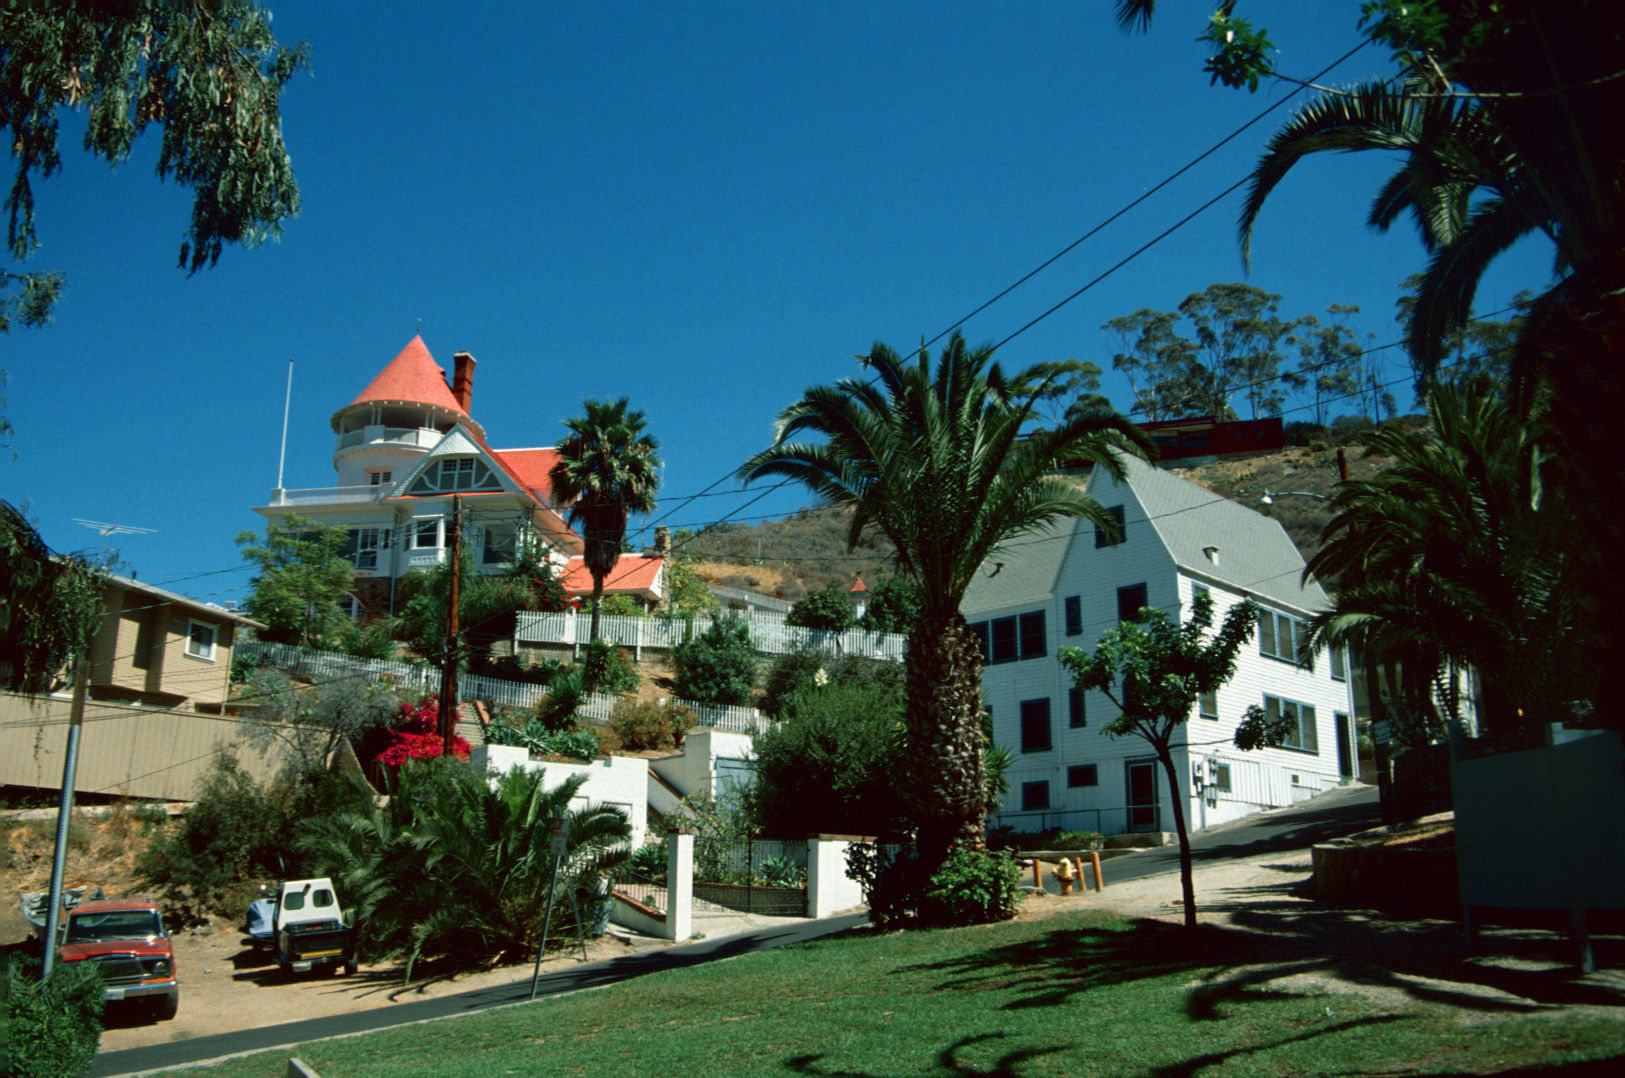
[
  {"x1": 236, "y1": 639, "x2": 772, "y2": 734},
  {"x1": 515, "y1": 609, "x2": 907, "y2": 662}
]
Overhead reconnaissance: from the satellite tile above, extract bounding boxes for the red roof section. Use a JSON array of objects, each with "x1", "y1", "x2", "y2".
[
  {"x1": 348, "y1": 337, "x2": 468, "y2": 415},
  {"x1": 493, "y1": 447, "x2": 561, "y2": 504},
  {"x1": 560, "y1": 555, "x2": 664, "y2": 595}
]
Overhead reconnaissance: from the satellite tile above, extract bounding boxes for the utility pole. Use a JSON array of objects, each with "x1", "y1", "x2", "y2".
[
  {"x1": 41, "y1": 655, "x2": 90, "y2": 979},
  {"x1": 440, "y1": 496, "x2": 463, "y2": 754}
]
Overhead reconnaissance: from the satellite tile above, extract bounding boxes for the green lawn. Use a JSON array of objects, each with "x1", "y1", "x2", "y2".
[{"x1": 145, "y1": 911, "x2": 1625, "y2": 1078}]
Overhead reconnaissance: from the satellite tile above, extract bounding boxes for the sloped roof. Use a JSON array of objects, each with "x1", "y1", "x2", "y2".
[
  {"x1": 560, "y1": 555, "x2": 664, "y2": 598},
  {"x1": 492, "y1": 447, "x2": 561, "y2": 504},
  {"x1": 961, "y1": 454, "x2": 1328, "y2": 617},
  {"x1": 961, "y1": 517, "x2": 1076, "y2": 615},
  {"x1": 1115, "y1": 454, "x2": 1330, "y2": 614},
  {"x1": 107, "y1": 574, "x2": 266, "y2": 629},
  {"x1": 347, "y1": 337, "x2": 468, "y2": 416}
]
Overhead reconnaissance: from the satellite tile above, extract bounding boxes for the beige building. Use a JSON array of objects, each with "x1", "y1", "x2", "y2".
[{"x1": 86, "y1": 575, "x2": 264, "y2": 713}]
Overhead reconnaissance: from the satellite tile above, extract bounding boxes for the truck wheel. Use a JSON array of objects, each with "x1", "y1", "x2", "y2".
[{"x1": 155, "y1": 992, "x2": 179, "y2": 1021}]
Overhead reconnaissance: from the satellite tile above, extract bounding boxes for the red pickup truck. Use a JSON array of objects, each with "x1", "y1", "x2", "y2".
[{"x1": 58, "y1": 898, "x2": 179, "y2": 1020}]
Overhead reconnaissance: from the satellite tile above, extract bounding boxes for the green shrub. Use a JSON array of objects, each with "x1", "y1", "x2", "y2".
[
  {"x1": 136, "y1": 753, "x2": 372, "y2": 922},
  {"x1": 1055, "y1": 831, "x2": 1105, "y2": 851},
  {"x1": 610, "y1": 699, "x2": 695, "y2": 751},
  {"x1": 581, "y1": 639, "x2": 639, "y2": 694},
  {"x1": 786, "y1": 584, "x2": 855, "y2": 631},
  {"x1": 1, "y1": 954, "x2": 105, "y2": 1078},
  {"x1": 858, "y1": 574, "x2": 923, "y2": 634},
  {"x1": 671, "y1": 616, "x2": 758, "y2": 706},
  {"x1": 621, "y1": 839, "x2": 668, "y2": 884},
  {"x1": 230, "y1": 648, "x2": 263, "y2": 684},
  {"x1": 759, "y1": 854, "x2": 805, "y2": 889},
  {"x1": 846, "y1": 844, "x2": 1022, "y2": 928}
]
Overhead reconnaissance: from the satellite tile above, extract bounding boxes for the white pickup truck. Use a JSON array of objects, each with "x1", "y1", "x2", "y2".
[{"x1": 244, "y1": 878, "x2": 357, "y2": 976}]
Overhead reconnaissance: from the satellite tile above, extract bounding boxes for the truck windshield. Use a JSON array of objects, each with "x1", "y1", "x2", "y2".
[{"x1": 65, "y1": 911, "x2": 162, "y2": 943}]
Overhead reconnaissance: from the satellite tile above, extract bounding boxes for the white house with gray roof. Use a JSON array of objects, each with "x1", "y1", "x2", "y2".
[{"x1": 962, "y1": 453, "x2": 1358, "y2": 838}]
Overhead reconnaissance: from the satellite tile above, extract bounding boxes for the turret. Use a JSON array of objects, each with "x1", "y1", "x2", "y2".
[{"x1": 328, "y1": 337, "x2": 486, "y2": 487}]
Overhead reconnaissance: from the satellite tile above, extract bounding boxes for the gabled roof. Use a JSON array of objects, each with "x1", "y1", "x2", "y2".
[
  {"x1": 560, "y1": 555, "x2": 664, "y2": 599},
  {"x1": 386, "y1": 425, "x2": 523, "y2": 502},
  {"x1": 346, "y1": 337, "x2": 468, "y2": 417},
  {"x1": 960, "y1": 453, "x2": 1328, "y2": 617},
  {"x1": 1114, "y1": 453, "x2": 1329, "y2": 614}
]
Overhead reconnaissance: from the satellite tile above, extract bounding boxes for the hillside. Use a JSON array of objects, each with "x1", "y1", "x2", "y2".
[{"x1": 682, "y1": 436, "x2": 1409, "y2": 599}]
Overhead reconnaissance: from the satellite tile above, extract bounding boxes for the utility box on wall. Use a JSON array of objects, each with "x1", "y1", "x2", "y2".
[{"x1": 1453, "y1": 730, "x2": 1625, "y2": 911}]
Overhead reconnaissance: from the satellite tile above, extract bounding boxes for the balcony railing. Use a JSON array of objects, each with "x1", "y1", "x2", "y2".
[
  {"x1": 267, "y1": 485, "x2": 387, "y2": 507},
  {"x1": 335, "y1": 426, "x2": 442, "y2": 451}
]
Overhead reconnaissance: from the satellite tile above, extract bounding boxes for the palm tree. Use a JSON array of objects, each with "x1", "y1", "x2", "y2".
[
  {"x1": 738, "y1": 333, "x2": 1150, "y2": 867},
  {"x1": 1118, "y1": 1, "x2": 1625, "y2": 725},
  {"x1": 1302, "y1": 380, "x2": 1582, "y2": 747},
  {"x1": 299, "y1": 761, "x2": 630, "y2": 977},
  {"x1": 548, "y1": 398, "x2": 661, "y2": 641}
]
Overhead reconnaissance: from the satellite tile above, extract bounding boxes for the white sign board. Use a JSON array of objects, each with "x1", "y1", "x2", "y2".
[{"x1": 550, "y1": 816, "x2": 568, "y2": 858}]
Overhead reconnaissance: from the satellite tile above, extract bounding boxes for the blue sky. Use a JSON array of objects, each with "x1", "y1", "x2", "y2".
[{"x1": 3, "y1": 1, "x2": 1551, "y2": 603}]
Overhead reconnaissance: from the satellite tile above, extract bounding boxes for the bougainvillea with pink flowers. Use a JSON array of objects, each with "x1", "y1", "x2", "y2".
[{"x1": 377, "y1": 697, "x2": 470, "y2": 767}]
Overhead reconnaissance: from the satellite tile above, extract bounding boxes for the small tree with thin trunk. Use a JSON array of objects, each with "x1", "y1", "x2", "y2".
[{"x1": 1058, "y1": 590, "x2": 1258, "y2": 928}]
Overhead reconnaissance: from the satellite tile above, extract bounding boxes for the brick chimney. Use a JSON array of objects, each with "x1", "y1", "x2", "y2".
[{"x1": 452, "y1": 351, "x2": 476, "y2": 413}]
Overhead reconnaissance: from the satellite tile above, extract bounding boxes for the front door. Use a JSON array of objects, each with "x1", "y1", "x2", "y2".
[{"x1": 1126, "y1": 760, "x2": 1159, "y2": 832}]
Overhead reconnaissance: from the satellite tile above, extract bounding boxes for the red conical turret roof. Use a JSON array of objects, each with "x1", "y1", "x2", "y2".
[{"x1": 348, "y1": 337, "x2": 468, "y2": 415}]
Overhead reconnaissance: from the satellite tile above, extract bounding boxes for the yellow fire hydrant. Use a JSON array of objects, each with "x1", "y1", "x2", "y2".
[{"x1": 1055, "y1": 855, "x2": 1075, "y2": 895}]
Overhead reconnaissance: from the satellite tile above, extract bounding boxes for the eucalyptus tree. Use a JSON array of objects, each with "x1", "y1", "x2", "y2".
[
  {"x1": 548, "y1": 398, "x2": 662, "y2": 641},
  {"x1": 0, "y1": 1, "x2": 306, "y2": 443},
  {"x1": 738, "y1": 333, "x2": 1150, "y2": 867}
]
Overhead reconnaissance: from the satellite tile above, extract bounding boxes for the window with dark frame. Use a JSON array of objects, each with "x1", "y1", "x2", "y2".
[
  {"x1": 1258, "y1": 607, "x2": 1309, "y2": 667},
  {"x1": 1330, "y1": 644, "x2": 1346, "y2": 681},
  {"x1": 1117, "y1": 582, "x2": 1148, "y2": 623},
  {"x1": 1068, "y1": 687, "x2": 1085, "y2": 728},
  {"x1": 990, "y1": 616, "x2": 1018, "y2": 663},
  {"x1": 1067, "y1": 764, "x2": 1098, "y2": 788},
  {"x1": 1199, "y1": 687, "x2": 1218, "y2": 718},
  {"x1": 1211, "y1": 763, "x2": 1232, "y2": 791},
  {"x1": 1019, "y1": 610, "x2": 1046, "y2": 659},
  {"x1": 413, "y1": 519, "x2": 439, "y2": 549},
  {"x1": 1064, "y1": 595, "x2": 1082, "y2": 636},
  {"x1": 1095, "y1": 504, "x2": 1126, "y2": 548},
  {"x1": 1020, "y1": 698, "x2": 1052, "y2": 753},
  {"x1": 1021, "y1": 780, "x2": 1051, "y2": 811}
]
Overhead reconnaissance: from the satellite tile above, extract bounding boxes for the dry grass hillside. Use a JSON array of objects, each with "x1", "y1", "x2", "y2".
[{"x1": 682, "y1": 432, "x2": 1411, "y2": 596}]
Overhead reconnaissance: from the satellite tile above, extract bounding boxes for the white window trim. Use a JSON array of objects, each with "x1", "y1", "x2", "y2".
[{"x1": 185, "y1": 619, "x2": 217, "y2": 662}]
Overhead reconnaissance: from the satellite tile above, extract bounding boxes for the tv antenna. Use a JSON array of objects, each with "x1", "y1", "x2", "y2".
[{"x1": 74, "y1": 519, "x2": 157, "y2": 537}]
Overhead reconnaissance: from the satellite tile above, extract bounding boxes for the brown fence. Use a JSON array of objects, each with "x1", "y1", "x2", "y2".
[{"x1": 0, "y1": 692, "x2": 285, "y2": 801}]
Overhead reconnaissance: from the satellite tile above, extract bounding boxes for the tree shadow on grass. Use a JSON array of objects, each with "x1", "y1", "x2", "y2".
[
  {"x1": 901, "y1": 899, "x2": 1625, "y2": 1019},
  {"x1": 786, "y1": 1033, "x2": 1067, "y2": 1078}
]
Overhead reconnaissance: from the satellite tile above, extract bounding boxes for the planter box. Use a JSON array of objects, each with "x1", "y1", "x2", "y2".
[{"x1": 1313, "y1": 843, "x2": 1459, "y2": 917}]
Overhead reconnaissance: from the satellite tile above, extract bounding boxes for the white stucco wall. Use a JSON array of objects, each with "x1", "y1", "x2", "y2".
[
  {"x1": 649, "y1": 729, "x2": 756, "y2": 800},
  {"x1": 469, "y1": 745, "x2": 650, "y2": 847}
]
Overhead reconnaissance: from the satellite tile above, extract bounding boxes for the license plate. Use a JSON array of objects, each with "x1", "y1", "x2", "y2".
[
  {"x1": 104, "y1": 988, "x2": 125, "y2": 1001},
  {"x1": 292, "y1": 961, "x2": 312, "y2": 972}
]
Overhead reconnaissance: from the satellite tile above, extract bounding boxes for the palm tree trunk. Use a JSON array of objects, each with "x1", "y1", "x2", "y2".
[
  {"x1": 589, "y1": 574, "x2": 604, "y2": 642},
  {"x1": 903, "y1": 612, "x2": 987, "y2": 872},
  {"x1": 1155, "y1": 743, "x2": 1198, "y2": 929},
  {"x1": 1527, "y1": 249, "x2": 1625, "y2": 740}
]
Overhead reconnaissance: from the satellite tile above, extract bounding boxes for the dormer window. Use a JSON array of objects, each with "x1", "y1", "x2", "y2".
[{"x1": 408, "y1": 457, "x2": 501, "y2": 494}]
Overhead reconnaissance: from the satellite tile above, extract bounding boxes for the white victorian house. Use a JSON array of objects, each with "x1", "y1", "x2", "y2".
[
  {"x1": 254, "y1": 337, "x2": 664, "y2": 616},
  {"x1": 962, "y1": 453, "x2": 1359, "y2": 838}
]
